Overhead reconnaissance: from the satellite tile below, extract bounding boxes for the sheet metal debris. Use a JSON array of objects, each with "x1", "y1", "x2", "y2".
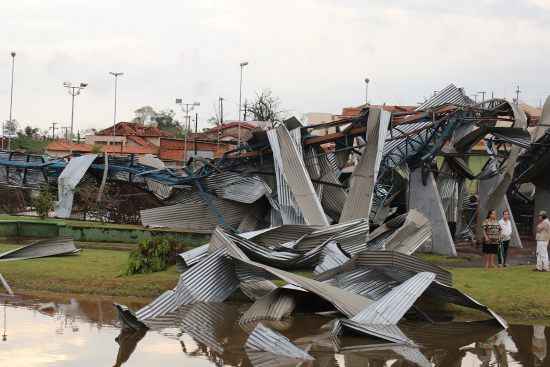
[
  {"x1": 55, "y1": 154, "x2": 97, "y2": 218},
  {"x1": 245, "y1": 323, "x2": 314, "y2": 361},
  {"x1": 0, "y1": 237, "x2": 80, "y2": 261}
]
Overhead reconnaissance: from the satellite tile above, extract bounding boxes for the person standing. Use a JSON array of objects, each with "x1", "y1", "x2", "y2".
[
  {"x1": 482, "y1": 209, "x2": 501, "y2": 269},
  {"x1": 498, "y1": 209, "x2": 512, "y2": 267},
  {"x1": 534, "y1": 211, "x2": 550, "y2": 272}
]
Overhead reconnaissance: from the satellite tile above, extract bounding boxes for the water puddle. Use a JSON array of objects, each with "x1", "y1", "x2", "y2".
[{"x1": 0, "y1": 295, "x2": 547, "y2": 366}]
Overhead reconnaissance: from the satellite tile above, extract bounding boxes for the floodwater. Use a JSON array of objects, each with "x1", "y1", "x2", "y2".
[{"x1": 0, "y1": 295, "x2": 548, "y2": 367}]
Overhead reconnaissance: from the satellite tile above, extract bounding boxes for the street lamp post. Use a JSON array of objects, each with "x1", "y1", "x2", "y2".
[
  {"x1": 109, "y1": 72, "x2": 123, "y2": 140},
  {"x1": 7, "y1": 52, "x2": 16, "y2": 151},
  {"x1": 175, "y1": 99, "x2": 200, "y2": 161},
  {"x1": 63, "y1": 82, "x2": 87, "y2": 141},
  {"x1": 238, "y1": 61, "x2": 248, "y2": 145},
  {"x1": 364, "y1": 78, "x2": 370, "y2": 105}
]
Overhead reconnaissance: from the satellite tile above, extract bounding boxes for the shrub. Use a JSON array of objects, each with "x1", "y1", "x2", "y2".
[
  {"x1": 126, "y1": 237, "x2": 186, "y2": 275},
  {"x1": 32, "y1": 188, "x2": 55, "y2": 218}
]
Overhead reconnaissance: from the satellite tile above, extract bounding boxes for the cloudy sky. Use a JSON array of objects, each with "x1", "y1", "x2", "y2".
[{"x1": 0, "y1": 0, "x2": 549, "y2": 134}]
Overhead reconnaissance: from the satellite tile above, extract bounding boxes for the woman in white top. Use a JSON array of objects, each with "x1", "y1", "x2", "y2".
[{"x1": 498, "y1": 209, "x2": 512, "y2": 267}]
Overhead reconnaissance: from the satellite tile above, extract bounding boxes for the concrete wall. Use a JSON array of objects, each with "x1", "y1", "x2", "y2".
[{"x1": 0, "y1": 220, "x2": 208, "y2": 247}]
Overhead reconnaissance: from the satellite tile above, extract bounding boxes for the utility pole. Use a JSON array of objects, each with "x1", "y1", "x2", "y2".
[
  {"x1": 109, "y1": 72, "x2": 123, "y2": 140},
  {"x1": 219, "y1": 97, "x2": 224, "y2": 124},
  {"x1": 238, "y1": 61, "x2": 249, "y2": 145},
  {"x1": 194, "y1": 112, "x2": 198, "y2": 156},
  {"x1": 63, "y1": 82, "x2": 87, "y2": 141},
  {"x1": 7, "y1": 52, "x2": 16, "y2": 151},
  {"x1": 515, "y1": 86, "x2": 521, "y2": 106},
  {"x1": 50, "y1": 122, "x2": 58, "y2": 139},
  {"x1": 364, "y1": 78, "x2": 370, "y2": 105},
  {"x1": 175, "y1": 99, "x2": 199, "y2": 162},
  {"x1": 243, "y1": 100, "x2": 248, "y2": 121},
  {"x1": 478, "y1": 91, "x2": 486, "y2": 103},
  {"x1": 61, "y1": 127, "x2": 70, "y2": 141}
]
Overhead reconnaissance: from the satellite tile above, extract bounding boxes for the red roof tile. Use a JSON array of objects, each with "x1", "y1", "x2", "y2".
[
  {"x1": 98, "y1": 122, "x2": 175, "y2": 137},
  {"x1": 46, "y1": 140, "x2": 157, "y2": 155}
]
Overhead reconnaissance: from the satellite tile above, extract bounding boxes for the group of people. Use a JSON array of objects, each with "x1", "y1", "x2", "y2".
[
  {"x1": 482, "y1": 209, "x2": 513, "y2": 269},
  {"x1": 482, "y1": 209, "x2": 550, "y2": 271}
]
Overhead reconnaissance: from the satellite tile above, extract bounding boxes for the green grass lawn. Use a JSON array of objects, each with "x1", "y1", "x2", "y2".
[
  {"x1": 450, "y1": 266, "x2": 550, "y2": 320},
  {"x1": 0, "y1": 243, "x2": 178, "y2": 299}
]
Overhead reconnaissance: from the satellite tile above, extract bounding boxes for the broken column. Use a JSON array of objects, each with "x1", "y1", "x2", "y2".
[{"x1": 408, "y1": 168, "x2": 457, "y2": 256}]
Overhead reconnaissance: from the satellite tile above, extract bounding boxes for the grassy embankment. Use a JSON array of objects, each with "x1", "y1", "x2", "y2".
[{"x1": 0, "y1": 243, "x2": 549, "y2": 321}]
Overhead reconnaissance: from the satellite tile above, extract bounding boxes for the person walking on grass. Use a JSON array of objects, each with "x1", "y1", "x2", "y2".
[
  {"x1": 482, "y1": 209, "x2": 501, "y2": 269},
  {"x1": 498, "y1": 209, "x2": 512, "y2": 267},
  {"x1": 534, "y1": 211, "x2": 550, "y2": 272}
]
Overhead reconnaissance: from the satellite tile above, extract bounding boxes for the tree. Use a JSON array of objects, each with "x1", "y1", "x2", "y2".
[
  {"x1": 32, "y1": 187, "x2": 54, "y2": 219},
  {"x1": 154, "y1": 109, "x2": 181, "y2": 131},
  {"x1": 4, "y1": 119, "x2": 18, "y2": 136},
  {"x1": 24, "y1": 126, "x2": 39, "y2": 137},
  {"x1": 247, "y1": 89, "x2": 283, "y2": 123},
  {"x1": 207, "y1": 116, "x2": 219, "y2": 126},
  {"x1": 133, "y1": 106, "x2": 157, "y2": 124}
]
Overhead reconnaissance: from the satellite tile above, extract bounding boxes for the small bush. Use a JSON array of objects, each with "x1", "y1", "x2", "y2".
[
  {"x1": 126, "y1": 237, "x2": 186, "y2": 275},
  {"x1": 32, "y1": 188, "x2": 55, "y2": 218}
]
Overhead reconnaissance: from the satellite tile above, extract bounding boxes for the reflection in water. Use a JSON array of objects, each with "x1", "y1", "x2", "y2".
[{"x1": 0, "y1": 295, "x2": 549, "y2": 366}]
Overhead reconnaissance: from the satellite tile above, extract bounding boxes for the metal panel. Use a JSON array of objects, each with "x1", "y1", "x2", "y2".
[
  {"x1": 140, "y1": 191, "x2": 253, "y2": 232},
  {"x1": 355, "y1": 251, "x2": 452, "y2": 286},
  {"x1": 350, "y1": 272, "x2": 435, "y2": 325},
  {"x1": 240, "y1": 287, "x2": 298, "y2": 324},
  {"x1": 55, "y1": 154, "x2": 97, "y2": 218},
  {"x1": 0, "y1": 237, "x2": 79, "y2": 261},
  {"x1": 332, "y1": 319, "x2": 415, "y2": 345},
  {"x1": 267, "y1": 128, "x2": 305, "y2": 224},
  {"x1": 132, "y1": 248, "x2": 240, "y2": 321},
  {"x1": 341, "y1": 108, "x2": 390, "y2": 223},
  {"x1": 415, "y1": 84, "x2": 473, "y2": 111},
  {"x1": 314, "y1": 241, "x2": 350, "y2": 275},
  {"x1": 245, "y1": 323, "x2": 314, "y2": 360},
  {"x1": 383, "y1": 209, "x2": 432, "y2": 255},
  {"x1": 275, "y1": 125, "x2": 329, "y2": 225}
]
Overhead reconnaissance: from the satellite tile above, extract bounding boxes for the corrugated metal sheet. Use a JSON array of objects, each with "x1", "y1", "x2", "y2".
[
  {"x1": 245, "y1": 323, "x2": 314, "y2": 360},
  {"x1": 177, "y1": 244, "x2": 208, "y2": 270},
  {"x1": 350, "y1": 272, "x2": 435, "y2": 325},
  {"x1": 383, "y1": 209, "x2": 432, "y2": 255},
  {"x1": 355, "y1": 251, "x2": 452, "y2": 286},
  {"x1": 314, "y1": 241, "x2": 350, "y2": 275},
  {"x1": 341, "y1": 108, "x2": 390, "y2": 223},
  {"x1": 55, "y1": 154, "x2": 97, "y2": 218},
  {"x1": 325, "y1": 267, "x2": 398, "y2": 300},
  {"x1": 132, "y1": 248, "x2": 239, "y2": 321},
  {"x1": 275, "y1": 125, "x2": 328, "y2": 226},
  {"x1": 240, "y1": 287, "x2": 298, "y2": 324},
  {"x1": 218, "y1": 229, "x2": 373, "y2": 318},
  {"x1": 267, "y1": 128, "x2": 305, "y2": 224},
  {"x1": 0, "y1": 237, "x2": 79, "y2": 261},
  {"x1": 332, "y1": 319, "x2": 415, "y2": 345},
  {"x1": 140, "y1": 191, "x2": 253, "y2": 232},
  {"x1": 415, "y1": 84, "x2": 473, "y2": 111},
  {"x1": 295, "y1": 219, "x2": 368, "y2": 253},
  {"x1": 381, "y1": 266, "x2": 507, "y2": 329},
  {"x1": 217, "y1": 176, "x2": 270, "y2": 204}
]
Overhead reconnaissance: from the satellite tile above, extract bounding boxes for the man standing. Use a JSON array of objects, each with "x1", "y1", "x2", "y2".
[{"x1": 535, "y1": 211, "x2": 550, "y2": 272}]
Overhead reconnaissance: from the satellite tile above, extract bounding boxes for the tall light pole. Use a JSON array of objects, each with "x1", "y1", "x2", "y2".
[
  {"x1": 515, "y1": 86, "x2": 521, "y2": 106},
  {"x1": 364, "y1": 77, "x2": 370, "y2": 105},
  {"x1": 109, "y1": 72, "x2": 123, "y2": 140},
  {"x1": 7, "y1": 52, "x2": 16, "y2": 151},
  {"x1": 175, "y1": 99, "x2": 200, "y2": 161},
  {"x1": 63, "y1": 82, "x2": 87, "y2": 141},
  {"x1": 238, "y1": 61, "x2": 248, "y2": 145}
]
